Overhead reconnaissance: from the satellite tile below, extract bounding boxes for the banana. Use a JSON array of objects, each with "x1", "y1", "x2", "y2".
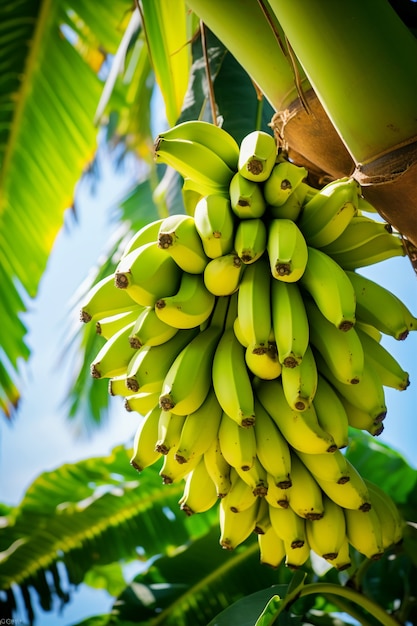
[
  {"x1": 295, "y1": 449, "x2": 351, "y2": 484},
  {"x1": 300, "y1": 247, "x2": 356, "y2": 330},
  {"x1": 263, "y1": 160, "x2": 308, "y2": 207},
  {"x1": 258, "y1": 527, "x2": 286, "y2": 568},
  {"x1": 269, "y1": 504, "x2": 307, "y2": 549},
  {"x1": 203, "y1": 252, "x2": 245, "y2": 296},
  {"x1": 218, "y1": 411, "x2": 257, "y2": 471},
  {"x1": 356, "y1": 326, "x2": 410, "y2": 391},
  {"x1": 326, "y1": 536, "x2": 352, "y2": 571},
  {"x1": 253, "y1": 499, "x2": 272, "y2": 536},
  {"x1": 238, "y1": 130, "x2": 277, "y2": 182},
  {"x1": 315, "y1": 350, "x2": 387, "y2": 423},
  {"x1": 124, "y1": 391, "x2": 160, "y2": 416},
  {"x1": 80, "y1": 274, "x2": 138, "y2": 323},
  {"x1": 267, "y1": 218, "x2": 308, "y2": 282},
  {"x1": 344, "y1": 506, "x2": 385, "y2": 560},
  {"x1": 284, "y1": 538, "x2": 311, "y2": 570},
  {"x1": 90, "y1": 321, "x2": 137, "y2": 379},
  {"x1": 204, "y1": 436, "x2": 232, "y2": 498},
  {"x1": 159, "y1": 445, "x2": 202, "y2": 485},
  {"x1": 268, "y1": 183, "x2": 311, "y2": 221},
  {"x1": 281, "y1": 344, "x2": 318, "y2": 411},
  {"x1": 271, "y1": 280, "x2": 309, "y2": 368},
  {"x1": 120, "y1": 219, "x2": 164, "y2": 260},
  {"x1": 253, "y1": 398, "x2": 292, "y2": 489},
  {"x1": 194, "y1": 194, "x2": 236, "y2": 259},
  {"x1": 157, "y1": 213, "x2": 209, "y2": 274},
  {"x1": 96, "y1": 308, "x2": 143, "y2": 340},
  {"x1": 156, "y1": 120, "x2": 240, "y2": 171},
  {"x1": 356, "y1": 320, "x2": 383, "y2": 343},
  {"x1": 313, "y1": 374, "x2": 350, "y2": 449},
  {"x1": 234, "y1": 218, "x2": 267, "y2": 264},
  {"x1": 229, "y1": 172, "x2": 266, "y2": 219},
  {"x1": 306, "y1": 494, "x2": 347, "y2": 561},
  {"x1": 320, "y1": 214, "x2": 395, "y2": 256},
  {"x1": 235, "y1": 456, "x2": 268, "y2": 496},
  {"x1": 130, "y1": 405, "x2": 163, "y2": 472},
  {"x1": 212, "y1": 327, "x2": 256, "y2": 427},
  {"x1": 315, "y1": 459, "x2": 372, "y2": 511},
  {"x1": 175, "y1": 386, "x2": 223, "y2": 464},
  {"x1": 156, "y1": 411, "x2": 186, "y2": 455},
  {"x1": 154, "y1": 136, "x2": 235, "y2": 190},
  {"x1": 125, "y1": 328, "x2": 199, "y2": 394},
  {"x1": 365, "y1": 480, "x2": 404, "y2": 547},
  {"x1": 245, "y1": 342, "x2": 282, "y2": 380},
  {"x1": 254, "y1": 378, "x2": 337, "y2": 454},
  {"x1": 233, "y1": 316, "x2": 250, "y2": 347},
  {"x1": 219, "y1": 496, "x2": 259, "y2": 550},
  {"x1": 114, "y1": 242, "x2": 182, "y2": 307},
  {"x1": 265, "y1": 474, "x2": 291, "y2": 509},
  {"x1": 286, "y1": 452, "x2": 324, "y2": 521},
  {"x1": 337, "y1": 394, "x2": 384, "y2": 436},
  {"x1": 155, "y1": 272, "x2": 216, "y2": 329},
  {"x1": 179, "y1": 456, "x2": 219, "y2": 516},
  {"x1": 237, "y1": 254, "x2": 272, "y2": 347},
  {"x1": 306, "y1": 300, "x2": 364, "y2": 385},
  {"x1": 128, "y1": 306, "x2": 179, "y2": 349},
  {"x1": 222, "y1": 468, "x2": 258, "y2": 513},
  {"x1": 297, "y1": 177, "x2": 360, "y2": 247},
  {"x1": 181, "y1": 177, "x2": 226, "y2": 214},
  {"x1": 346, "y1": 270, "x2": 417, "y2": 340},
  {"x1": 324, "y1": 231, "x2": 405, "y2": 270},
  {"x1": 108, "y1": 374, "x2": 131, "y2": 398}
]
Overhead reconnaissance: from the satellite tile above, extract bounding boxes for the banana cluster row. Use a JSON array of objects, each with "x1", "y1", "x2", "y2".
[{"x1": 80, "y1": 121, "x2": 415, "y2": 570}]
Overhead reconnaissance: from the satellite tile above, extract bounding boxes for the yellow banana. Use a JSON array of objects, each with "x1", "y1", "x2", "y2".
[
  {"x1": 219, "y1": 496, "x2": 259, "y2": 550},
  {"x1": 235, "y1": 456, "x2": 268, "y2": 497},
  {"x1": 258, "y1": 527, "x2": 286, "y2": 568},
  {"x1": 130, "y1": 405, "x2": 163, "y2": 472},
  {"x1": 114, "y1": 242, "x2": 181, "y2": 307},
  {"x1": 222, "y1": 468, "x2": 258, "y2": 513},
  {"x1": 266, "y1": 473, "x2": 291, "y2": 509},
  {"x1": 155, "y1": 272, "x2": 216, "y2": 329},
  {"x1": 233, "y1": 315, "x2": 249, "y2": 347},
  {"x1": 90, "y1": 321, "x2": 137, "y2": 379},
  {"x1": 295, "y1": 449, "x2": 351, "y2": 485},
  {"x1": 157, "y1": 213, "x2": 209, "y2": 274},
  {"x1": 356, "y1": 326, "x2": 410, "y2": 391},
  {"x1": 229, "y1": 172, "x2": 266, "y2": 219},
  {"x1": 271, "y1": 280, "x2": 309, "y2": 368},
  {"x1": 253, "y1": 398, "x2": 292, "y2": 489},
  {"x1": 269, "y1": 504, "x2": 307, "y2": 549},
  {"x1": 263, "y1": 160, "x2": 308, "y2": 206},
  {"x1": 175, "y1": 386, "x2": 223, "y2": 464},
  {"x1": 124, "y1": 391, "x2": 160, "y2": 416},
  {"x1": 80, "y1": 273, "x2": 138, "y2": 323},
  {"x1": 337, "y1": 394, "x2": 384, "y2": 437},
  {"x1": 96, "y1": 308, "x2": 143, "y2": 340},
  {"x1": 156, "y1": 411, "x2": 186, "y2": 455},
  {"x1": 284, "y1": 538, "x2": 311, "y2": 570},
  {"x1": 267, "y1": 218, "x2": 308, "y2": 282},
  {"x1": 254, "y1": 497, "x2": 272, "y2": 535},
  {"x1": 234, "y1": 218, "x2": 267, "y2": 264},
  {"x1": 237, "y1": 254, "x2": 272, "y2": 347},
  {"x1": 255, "y1": 378, "x2": 337, "y2": 454},
  {"x1": 160, "y1": 448, "x2": 203, "y2": 486},
  {"x1": 315, "y1": 459, "x2": 371, "y2": 512},
  {"x1": 194, "y1": 194, "x2": 236, "y2": 258},
  {"x1": 120, "y1": 219, "x2": 164, "y2": 260},
  {"x1": 326, "y1": 536, "x2": 352, "y2": 571},
  {"x1": 203, "y1": 252, "x2": 245, "y2": 296},
  {"x1": 212, "y1": 327, "x2": 256, "y2": 427},
  {"x1": 286, "y1": 452, "x2": 324, "y2": 521},
  {"x1": 128, "y1": 306, "x2": 179, "y2": 349},
  {"x1": 238, "y1": 130, "x2": 277, "y2": 182},
  {"x1": 306, "y1": 301, "x2": 364, "y2": 385},
  {"x1": 179, "y1": 456, "x2": 219, "y2": 516},
  {"x1": 306, "y1": 494, "x2": 347, "y2": 561},
  {"x1": 300, "y1": 247, "x2": 356, "y2": 331},
  {"x1": 218, "y1": 411, "x2": 256, "y2": 471},
  {"x1": 313, "y1": 374, "x2": 350, "y2": 449},
  {"x1": 365, "y1": 480, "x2": 404, "y2": 548},
  {"x1": 345, "y1": 506, "x2": 385, "y2": 560},
  {"x1": 204, "y1": 436, "x2": 232, "y2": 498},
  {"x1": 154, "y1": 136, "x2": 235, "y2": 191},
  {"x1": 346, "y1": 270, "x2": 417, "y2": 340},
  {"x1": 108, "y1": 374, "x2": 131, "y2": 398},
  {"x1": 281, "y1": 344, "x2": 318, "y2": 412},
  {"x1": 297, "y1": 177, "x2": 360, "y2": 247},
  {"x1": 245, "y1": 342, "x2": 282, "y2": 380}
]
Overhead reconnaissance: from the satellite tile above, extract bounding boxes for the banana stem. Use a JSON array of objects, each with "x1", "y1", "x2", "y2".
[
  {"x1": 200, "y1": 20, "x2": 218, "y2": 126},
  {"x1": 267, "y1": 0, "x2": 417, "y2": 165}
]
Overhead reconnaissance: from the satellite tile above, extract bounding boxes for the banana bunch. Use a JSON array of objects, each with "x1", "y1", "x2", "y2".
[{"x1": 80, "y1": 120, "x2": 415, "y2": 571}]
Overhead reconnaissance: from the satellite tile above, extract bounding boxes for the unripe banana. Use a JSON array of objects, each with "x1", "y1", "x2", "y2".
[
  {"x1": 128, "y1": 306, "x2": 179, "y2": 349},
  {"x1": 295, "y1": 449, "x2": 351, "y2": 485},
  {"x1": 253, "y1": 399, "x2": 292, "y2": 489},
  {"x1": 315, "y1": 459, "x2": 372, "y2": 511},
  {"x1": 337, "y1": 394, "x2": 384, "y2": 437},
  {"x1": 269, "y1": 504, "x2": 307, "y2": 549},
  {"x1": 181, "y1": 177, "x2": 225, "y2": 214},
  {"x1": 286, "y1": 452, "x2": 324, "y2": 521},
  {"x1": 114, "y1": 242, "x2": 181, "y2": 307},
  {"x1": 271, "y1": 280, "x2": 309, "y2": 368},
  {"x1": 179, "y1": 456, "x2": 219, "y2": 516},
  {"x1": 263, "y1": 161, "x2": 308, "y2": 206},
  {"x1": 80, "y1": 274, "x2": 138, "y2": 323},
  {"x1": 234, "y1": 218, "x2": 267, "y2": 264},
  {"x1": 356, "y1": 327, "x2": 410, "y2": 391},
  {"x1": 297, "y1": 177, "x2": 360, "y2": 247},
  {"x1": 203, "y1": 252, "x2": 245, "y2": 296},
  {"x1": 204, "y1": 436, "x2": 232, "y2": 498},
  {"x1": 267, "y1": 218, "x2": 308, "y2": 282},
  {"x1": 237, "y1": 254, "x2": 272, "y2": 347},
  {"x1": 281, "y1": 344, "x2": 318, "y2": 411},
  {"x1": 245, "y1": 342, "x2": 282, "y2": 380},
  {"x1": 96, "y1": 308, "x2": 143, "y2": 340},
  {"x1": 90, "y1": 321, "x2": 137, "y2": 379},
  {"x1": 222, "y1": 468, "x2": 258, "y2": 513},
  {"x1": 238, "y1": 130, "x2": 277, "y2": 182},
  {"x1": 229, "y1": 172, "x2": 266, "y2": 219},
  {"x1": 313, "y1": 374, "x2": 349, "y2": 449},
  {"x1": 306, "y1": 494, "x2": 347, "y2": 561},
  {"x1": 218, "y1": 412, "x2": 256, "y2": 471},
  {"x1": 120, "y1": 219, "x2": 164, "y2": 260},
  {"x1": 157, "y1": 214, "x2": 209, "y2": 274},
  {"x1": 267, "y1": 183, "x2": 311, "y2": 221},
  {"x1": 258, "y1": 527, "x2": 286, "y2": 568},
  {"x1": 300, "y1": 247, "x2": 356, "y2": 330},
  {"x1": 130, "y1": 405, "x2": 163, "y2": 472},
  {"x1": 124, "y1": 391, "x2": 160, "y2": 416},
  {"x1": 108, "y1": 374, "x2": 131, "y2": 398},
  {"x1": 156, "y1": 411, "x2": 186, "y2": 455},
  {"x1": 345, "y1": 506, "x2": 385, "y2": 560},
  {"x1": 365, "y1": 480, "x2": 404, "y2": 547},
  {"x1": 323, "y1": 225, "x2": 405, "y2": 269},
  {"x1": 157, "y1": 120, "x2": 240, "y2": 171},
  {"x1": 219, "y1": 496, "x2": 259, "y2": 550},
  {"x1": 194, "y1": 194, "x2": 236, "y2": 259},
  {"x1": 155, "y1": 272, "x2": 216, "y2": 329},
  {"x1": 233, "y1": 316, "x2": 250, "y2": 347},
  {"x1": 320, "y1": 214, "x2": 396, "y2": 259}
]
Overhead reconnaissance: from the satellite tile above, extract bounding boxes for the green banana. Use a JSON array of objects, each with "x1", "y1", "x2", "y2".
[
  {"x1": 130, "y1": 405, "x2": 163, "y2": 472},
  {"x1": 155, "y1": 271, "x2": 216, "y2": 329},
  {"x1": 90, "y1": 321, "x2": 137, "y2": 379},
  {"x1": 194, "y1": 194, "x2": 236, "y2": 258},
  {"x1": 114, "y1": 242, "x2": 182, "y2": 307},
  {"x1": 157, "y1": 213, "x2": 209, "y2": 274},
  {"x1": 326, "y1": 232, "x2": 405, "y2": 270},
  {"x1": 345, "y1": 506, "x2": 385, "y2": 560},
  {"x1": 219, "y1": 496, "x2": 259, "y2": 550},
  {"x1": 271, "y1": 280, "x2": 309, "y2": 368},
  {"x1": 120, "y1": 219, "x2": 164, "y2": 260},
  {"x1": 258, "y1": 527, "x2": 286, "y2": 568},
  {"x1": 313, "y1": 374, "x2": 349, "y2": 449},
  {"x1": 281, "y1": 344, "x2": 318, "y2": 411},
  {"x1": 356, "y1": 326, "x2": 410, "y2": 390},
  {"x1": 267, "y1": 218, "x2": 308, "y2": 282},
  {"x1": 295, "y1": 449, "x2": 351, "y2": 484},
  {"x1": 203, "y1": 252, "x2": 245, "y2": 296},
  {"x1": 286, "y1": 452, "x2": 324, "y2": 521},
  {"x1": 267, "y1": 183, "x2": 311, "y2": 221},
  {"x1": 179, "y1": 456, "x2": 219, "y2": 516},
  {"x1": 297, "y1": 177, "x2": 360, "y2": 247},
  {"x1": 128, "y1": 306, "x2": 179, "y2": 349},
  {"x1": 156, "y1": 411, "x2": 186, "y2": 455},
  {"x1": 245, "y1": 342, "x2": 282, "y2": 380},
  {"x1": 365, "y1": 480, "x2": 404, "y2": 548},
  {"x1": 238, "y1": 130, "x2": 277, "y2": 182},
  {"x1": 346, "y1": 270, "x2": 417, "y2": 340},
  {"x1": 253, "y1": 398, "x2": 292, "y2": 489},
  {"x1": 234, "y1": 218, "x2": 267, "y2": 264},
  {"x1": 80, "y1": 273, "x2": 138, "y2": 323},
  {"x1": 263, "y1": 160, "x2": 308, "y2": 206},
  {"x1": 237, "y1": 254, "x2": 272, "y2": 347},
  {"x1": 306, "y1": 494, "x2": 347, "y2": 561},
  {"x1": 320, "y1": 214, "x2": 394, "y2": 257},
  {"x1": 124, "y1": 391, "x2": 160, "y2": 416},
  {"x1": 229, "y1": 172, "x2": 266, "y2": 219},
  {"x1": 300, "y1": 246, "x2": 356, "y2": 330},
  {"x1": 108, "y1": 374, "x2": 131, "y2": 398},
  {"x1": 337, "y1": 394, "x2": 384, "y2": 437},
  {"x1": 315, "y1": 459, "x2": 372, "y2": 512},
  {"x1": 96, "y1": 308, "x2": 143, "y2": 340},
  {"x1": 204, "y1": 436, "x2": 232, "y2": 498},
  {"x1": 218, "y1": 411, "x2": 256, "y2": 471}
]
